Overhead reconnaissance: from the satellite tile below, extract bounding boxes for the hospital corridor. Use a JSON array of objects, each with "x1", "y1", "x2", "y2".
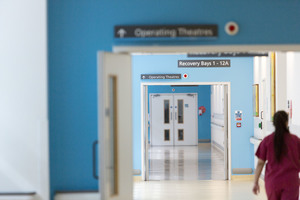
[{"x1": 1, "y1": 1, "x2": 300, "y2": 200}]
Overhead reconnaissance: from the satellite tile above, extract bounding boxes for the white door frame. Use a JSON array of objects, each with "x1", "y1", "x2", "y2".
[
  {"x1": 114, "y1": 44, "x2": 300, "y2": 54},
  {"x1": 113, "y1": 44, "x2": 300, "y2": 182},
  {"x1": 141, "y1": 82, "x2": 231, "y2": 181}
]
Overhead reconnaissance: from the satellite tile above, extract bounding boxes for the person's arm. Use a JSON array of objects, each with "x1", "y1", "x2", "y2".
[{"x1": 252, "y1": 158, "x2": 265, "y2": 195}]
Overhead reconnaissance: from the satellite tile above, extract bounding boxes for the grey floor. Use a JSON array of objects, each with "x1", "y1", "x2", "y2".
[{"x1": 149, "y1": 143, "x2": 225, "y2": 180}]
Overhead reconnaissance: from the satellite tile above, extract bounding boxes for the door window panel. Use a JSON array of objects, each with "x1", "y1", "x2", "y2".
[
  {"x1": 164, "y1": 100, "x2": 170, "y2": 124},
  {"x1": 178, "y1": 129, "x2": 184, "y2": 141},
  {"x1": 109, "y1": 76, "x2": 118, "y2": 196},
  {"x1": 164, "y1": 129, "x2": 170, "y2": 141},
  {"x1": 178, "y1": 99, "x2": 184, "y2": 124}
]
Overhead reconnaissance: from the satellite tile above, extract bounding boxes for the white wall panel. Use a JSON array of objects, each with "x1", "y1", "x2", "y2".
[
  {"x1": 0, "y1": 0, "x2": 48, "y2": 199},
  {"x1": 287, "y1": 52, "x2": 300, "y2": 127},
  {"x1": 253, "y1": 57, "x2": 263, "y2": 139},
  {"x1": 275, "y1": 53, "x2": 287, "y2": 111},
  {"x1": 211, "y1": 85, "x2": 225, "y2": 150}
]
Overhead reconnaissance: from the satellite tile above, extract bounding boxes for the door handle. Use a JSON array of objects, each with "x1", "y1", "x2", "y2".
[
  {"x1": 261, "y1": 111, "x2": 263, "y2": 120},
  {"x1": 175, "y1": 112, "x2": 177, "y2": 120},
  {"x1": 93, "y1": 140, "x2": 99, "y2": 180}
]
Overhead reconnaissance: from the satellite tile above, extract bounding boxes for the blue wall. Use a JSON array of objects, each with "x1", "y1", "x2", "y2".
[
  {"x1": 48, "y1": 0, "x2": 300, "y2": 198},
  {"x1": 132, "y1": 55, "x2": 254, "y2": 172},
  {"x1": 98, "y1": 1, "x2": 300, "y2": 49},
  {"x1": 48, "y1": 1, "x2": 100, "y2": 197},
  {"x1": 148, "y1": 85, "x2": 211, "y2": 141}
]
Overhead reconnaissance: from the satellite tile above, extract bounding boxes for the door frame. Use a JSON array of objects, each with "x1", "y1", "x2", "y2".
[
  {"x1": 113, "y1": 44, "x2": 300, "y2": 182},
  {"x1": 114, "y1": 44, "x2": 300, "y2": 54},
  {"x1": 149, "y1": 93, "x2": 198, "y2": 146},
  {"x1": 141, "y1": 82, "x2": 231, "y2": 181}
]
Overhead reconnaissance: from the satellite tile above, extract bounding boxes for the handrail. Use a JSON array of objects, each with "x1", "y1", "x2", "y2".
[
  {"x1": 211, "y1": 122, "x2": 224, "y2": 128},
  {"x1": 0, "y1": 192, "x2": 36, "y2": 195},
  {"x1": 55, "y1": 190, "x2": 98, "y2": 194},
  {"x1": 250, "y1": 136, "x2": 262, "y2": 145}
]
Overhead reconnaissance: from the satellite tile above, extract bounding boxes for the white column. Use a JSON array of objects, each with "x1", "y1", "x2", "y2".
[
  {"x1": 275, "y1": 52, "x2": 287, "y2": 111},
  {"x1": 0, "y1": 0, "x2": 48, "y2": 199}
]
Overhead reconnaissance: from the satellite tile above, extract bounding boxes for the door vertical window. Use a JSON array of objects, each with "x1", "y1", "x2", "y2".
[
  {"x1": 164, "y1": 129, "x2": 170, "y2": 141},
  {"x1": 164, "y1": 100, "x2": 170, "y2": 124},
  {"x1": 109, "y1": 76, "x2": 118, "y2": 196},
  {"x1": 178, "y1": 129, "x2": 184, "y2": 141},
  {"x1": 177, "y1": 99, "x2": 184, "y2": 124}
]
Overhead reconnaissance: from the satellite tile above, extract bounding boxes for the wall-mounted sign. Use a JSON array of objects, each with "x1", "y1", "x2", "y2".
[
  {"x1": 235, "y1": 110, "x2": 242, "y2": 121},
  {"x1": 178, "y1": 60, "x2": 230, "y2": 68},
  {"x1": 141, "y1": 74, "x2": 181, "y2": 80},
  {"x1": 115, "y1": 25, "x2": 218, "y2": 39}
]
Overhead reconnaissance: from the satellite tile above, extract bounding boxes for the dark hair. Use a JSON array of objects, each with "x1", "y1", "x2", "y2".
[{"x1": 273, "y1": 111, "x2": 289, "y2": 162}]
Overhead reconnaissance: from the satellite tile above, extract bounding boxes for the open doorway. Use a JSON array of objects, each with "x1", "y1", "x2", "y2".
[
  {"x1": 98, "y1": 49, "x2": 300, "y2": 200},
  {"x1": 141, "y1": 83, "x2": 229, "y2": 181},
  {"x1": 98, "y1": 47, "x2": 300, "y2": 200}
]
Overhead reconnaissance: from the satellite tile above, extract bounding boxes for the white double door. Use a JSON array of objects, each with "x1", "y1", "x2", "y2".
[{"x1": 150, "y1": 93, "x2": 198, "y2": 146}]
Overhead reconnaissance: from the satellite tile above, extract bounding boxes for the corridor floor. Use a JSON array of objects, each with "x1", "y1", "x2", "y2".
[
  {"x1": 149, "y1": 143, "x2": 225, "y2": 180},
  {"x1": 134, "y1": 180, "x2": 267, "y2": 200},
  {"x1": 54, "y1": 180, "x2": 267, "y2": 200},
  {"x1": 143, "y1": 143, "x2": 267, "y2": 199}
]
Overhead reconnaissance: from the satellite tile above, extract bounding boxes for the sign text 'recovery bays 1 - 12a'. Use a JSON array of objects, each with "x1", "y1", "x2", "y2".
[
  {"x1": 178, "y1": 60, "x2": 231, "y2": 68},
  {"x1": 115, "y1": 25, "x2": 218, "y2": 39}
]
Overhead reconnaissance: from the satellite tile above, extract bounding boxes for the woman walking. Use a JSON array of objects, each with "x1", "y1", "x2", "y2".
[{"x1": 253, "y1": 111, "x2": 300, "y2": 200}]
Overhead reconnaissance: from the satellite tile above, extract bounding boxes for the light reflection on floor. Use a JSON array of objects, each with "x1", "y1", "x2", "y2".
[{"x1": 148, "y1": 143, "x2": 225, "y2": 180}]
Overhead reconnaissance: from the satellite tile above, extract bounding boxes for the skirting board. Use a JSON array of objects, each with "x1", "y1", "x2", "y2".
[
  {"x1": 211, "y1": 141, "x2": 224, "y2": 152},
  {"x1": 232, "y1": 168, "x2": 253, "y2": 174},
  {"x1": 55, "y1": 192, "x2": 99, "y2": 200},
  {"x1": 198, "y1": 139, "x2": 211, "y2": 143},
  {"x1": 231, "y1": 175, "x2": 255, "y2": 181},
  {"x1": 133, "y1": 176, "x2": 142, "y2": 182},
  {"x1": 0, "y1": 197, "x2": 35, "y2": 200}
]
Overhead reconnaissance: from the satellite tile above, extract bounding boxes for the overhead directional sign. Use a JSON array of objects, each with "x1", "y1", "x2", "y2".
[
  {"x1": 115, "y1": 25, "x2": 218, "y2": 39},
  {"x1": 141, "y1": 74, "x2": 181, "y2": 80},
  {"x1": 178, "y1": 60, "x2": 231, "y2": 67}
]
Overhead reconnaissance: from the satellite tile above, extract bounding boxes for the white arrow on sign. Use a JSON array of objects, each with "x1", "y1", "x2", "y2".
[{"x1": 117, "y1": 29, "x2": 127, "y2": 38}]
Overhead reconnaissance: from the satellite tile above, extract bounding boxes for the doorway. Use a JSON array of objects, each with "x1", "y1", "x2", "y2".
[
  {"x1": 98, "y1": 49, "x2": 265, "y2": 200},
  {"x1": 141, "y1": 83, "x2": 230, "y2": 181},
  {"x1": 100, "y1": 45, "x2": 299, "y2": 200}
]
